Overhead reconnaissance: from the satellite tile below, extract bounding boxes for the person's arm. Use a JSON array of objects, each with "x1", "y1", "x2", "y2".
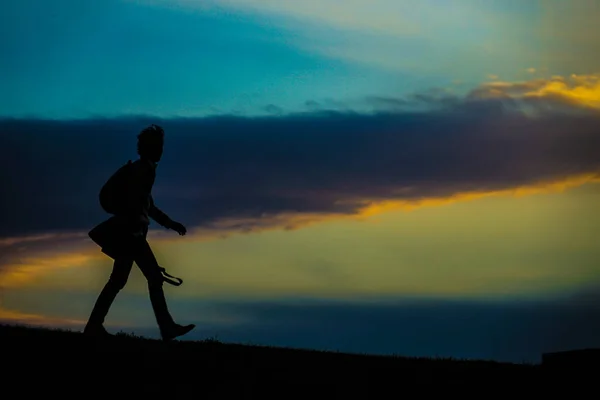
[
  {"x1": 148, "y1": 195, "x2": 173, "y2": 228},
  {"x1": 149, "y1": 195, "x2": 188, "y2": 235}
]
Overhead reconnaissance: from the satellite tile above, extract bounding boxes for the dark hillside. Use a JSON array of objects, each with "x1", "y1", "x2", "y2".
[{"x1": 1, "y1": 324, "x2": 587, "y2": 396}]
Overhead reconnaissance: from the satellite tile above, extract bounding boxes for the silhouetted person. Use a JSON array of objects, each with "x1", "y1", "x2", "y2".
[{"x1": 85, "y1": 124, "x2": 195, "y2": 341}]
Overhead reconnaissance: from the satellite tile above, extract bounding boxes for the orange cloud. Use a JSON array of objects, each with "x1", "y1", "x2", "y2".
[
  {"x1": 0, "y1": 306, "x2": 84, "y2": 328},
  {"x1": 0, "y1": 172, "x2": 598, "y2": 299},
  {"x1": 0, "y1": 252, "x2": 103, "y2": 288},
  {"x1": 0, "y1": 232, "x2": 87, "y2": 247},
  {"x1": 2, "y1": 172, "x2": 599, "y2": 272},
  {"x1": 470, "y1": 73, "x2": 600, "y2": 110},
  {"x1": 357, "y1": 172, "x2": 600, "y2": 218},
  {"x1": 166, "y1": 171, "x2": 600, "y2": 238}
]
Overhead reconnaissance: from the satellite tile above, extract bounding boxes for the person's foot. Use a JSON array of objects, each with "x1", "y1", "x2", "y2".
[
  {"x1": 83, "y1": 324, "x2": 111, "y2": 339},
  {"x1": 160, "y1": 323, "x2": 195, "y2": 342}
]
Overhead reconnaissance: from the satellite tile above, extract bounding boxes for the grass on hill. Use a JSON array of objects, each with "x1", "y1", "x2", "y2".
[{"x1": 0, "y1": 323, "x2": 561, "y2": 395}]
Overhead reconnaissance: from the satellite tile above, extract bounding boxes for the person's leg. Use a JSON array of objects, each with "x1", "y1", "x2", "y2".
[
  {"x1": 133, "y1": 238, "x2": 175, "y2": 327},
  {"x1": 133, "y1": 238, "x2": 194, "y2": 340},
  {"x1": 84, "y1": 257, "x2": 134, "y2": 334}
]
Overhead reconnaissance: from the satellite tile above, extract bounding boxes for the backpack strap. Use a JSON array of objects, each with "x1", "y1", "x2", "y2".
[{"x1": 159, "y1": 266, "x2": 183, "y2": 286}]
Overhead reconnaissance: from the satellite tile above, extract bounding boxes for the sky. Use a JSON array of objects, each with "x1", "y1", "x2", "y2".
[{"x1": 1, "y1": 0, "x2": 600, "y2": 363}]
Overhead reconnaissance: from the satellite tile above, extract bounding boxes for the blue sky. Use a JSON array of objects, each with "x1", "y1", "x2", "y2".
[
  {"x1": 1, "y1": 0, "x2": 415, "y2": 117},
  {"x1": 0, "y1": 0, "x2": 564, "y2": 119}
]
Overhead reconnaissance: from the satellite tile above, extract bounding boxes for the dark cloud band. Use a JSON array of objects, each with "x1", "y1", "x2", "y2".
[{"x1": 1, "y1": 94, "x2": 599, "y2": 239}]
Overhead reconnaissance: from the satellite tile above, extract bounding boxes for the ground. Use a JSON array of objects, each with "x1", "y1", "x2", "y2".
[{"x1": 0, "y1": 324, "x2": 589, "y2": 396}]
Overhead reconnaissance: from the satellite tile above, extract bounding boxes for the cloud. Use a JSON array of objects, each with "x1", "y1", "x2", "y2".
[
  {"x1": 1, "y1": 75, "x2": 599, "y2": 246},
  {"x1": 0, "y1": 306, "x2": 84, "y2": 328},
  {"x1": 189, "y1": 297, "x2": 600, "y2": 362},
  {"x1": 32, "y1": 295, "x2": 597, "y2": 363},
  {"x1": 469, "y1": 73, "x2": 600, "y2": 111},
  {"x1": 2, "y1": 76, "x2": 600, "y2": 289},
  {"x1": 0, "y1": 232, "x2": 87, "y2": 247},
  {"x1": 0, "y1": 253, "x2": 103, "y2": 288},
  {"x1": 4, "y1": 293, "x2": 600, "y2": 363}
]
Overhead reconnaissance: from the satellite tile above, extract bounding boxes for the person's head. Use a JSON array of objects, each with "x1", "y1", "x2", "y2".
[{"x1": 137, "y1": 124, "x2": 164, "y2": 163}]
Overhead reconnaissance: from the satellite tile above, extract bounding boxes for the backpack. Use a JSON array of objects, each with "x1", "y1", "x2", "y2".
[{"x1": 99, "y1": 160, "x2": 134, "y2": 215}]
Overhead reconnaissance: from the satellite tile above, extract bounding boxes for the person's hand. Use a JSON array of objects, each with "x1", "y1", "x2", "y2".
[{"x1": 169, "y1": 221, "x2": 187, "y2": 236}]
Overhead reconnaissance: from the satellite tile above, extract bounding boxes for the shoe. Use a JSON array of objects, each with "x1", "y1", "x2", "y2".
[
  {"x1": 160, "y1": 323, "x2": 195, "y2": 342},
  {"x1": 83, "y1": 324, "x2": 112, "y2": 339}
]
